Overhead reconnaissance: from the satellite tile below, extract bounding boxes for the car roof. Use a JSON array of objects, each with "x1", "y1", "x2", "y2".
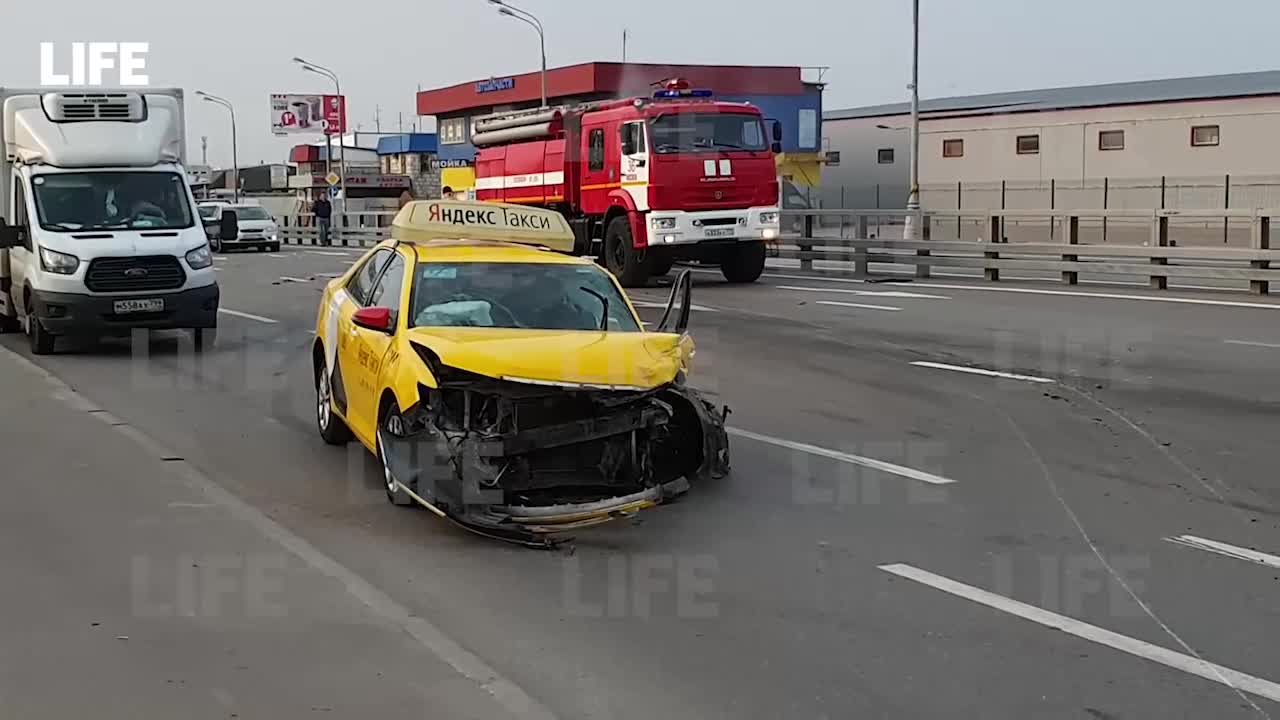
[{"x1": 407, "y1": 239, "x2": 594, "y2": 265}]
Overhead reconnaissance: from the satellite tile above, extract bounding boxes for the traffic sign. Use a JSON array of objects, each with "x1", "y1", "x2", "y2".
[
  {"x1": 325, "y1": 172, "x2": 341, "y2": 187},
  {"x1": 329, "y1": 186, "x2": 342, "y2": 199}
]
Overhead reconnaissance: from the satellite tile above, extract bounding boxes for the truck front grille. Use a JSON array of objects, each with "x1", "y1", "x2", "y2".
[{"x1": 85, "y1": 256, "x2": 186, "y2": 293}]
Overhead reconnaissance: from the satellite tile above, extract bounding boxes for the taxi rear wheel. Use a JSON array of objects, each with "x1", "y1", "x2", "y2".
[
  {"x1": 379, "y1": 406, "x2": 415, "y2": 506},
  {"x1": 315, "y1": 356, "x2": 352, "y2": 445}
]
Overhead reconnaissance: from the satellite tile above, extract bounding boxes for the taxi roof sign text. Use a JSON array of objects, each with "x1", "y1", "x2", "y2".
[{"x1": 392, "y1": 200, "x2": 574, "y2": 252}]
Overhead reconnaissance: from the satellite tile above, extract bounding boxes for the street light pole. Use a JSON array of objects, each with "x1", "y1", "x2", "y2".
[
  {"x1": 196, "y1": 91, "x2": 239, "y2": 203},
  {"x1": 489, "y1": 0, "x2": 547, "y2": 108},
  {"x1": 294, "y1": 57, "x2": 348, "y2": 215},
  {"x1": 904, "y1": 0, "x2": 922, "y2": 240}
]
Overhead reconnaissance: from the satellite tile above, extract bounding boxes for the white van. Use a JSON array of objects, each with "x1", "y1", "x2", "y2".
[{"x1": 0, "y1": 89, "x2": 221, "y2": 354}]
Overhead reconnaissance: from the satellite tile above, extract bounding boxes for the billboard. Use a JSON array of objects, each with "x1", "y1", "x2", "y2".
[{"x1": 270, "y1": 93, "x2": 346, "y2": 136}]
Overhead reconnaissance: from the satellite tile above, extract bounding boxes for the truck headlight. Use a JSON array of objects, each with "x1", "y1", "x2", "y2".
[
  {"x1": 650, "y1": 217, "x2": 676, "y2": 230},
  {"x1": 38, "y1": 247, "x2": 80, "y2": 275},
  {"x1": 185, "y1": 244, "x2": 214, "y2": 270},
  {"x1": 267, "y1": 227, "x2": 279, "y2": 241},
  {"x1": 759, "y1": 211, "x2": 780, "y2": 225}
]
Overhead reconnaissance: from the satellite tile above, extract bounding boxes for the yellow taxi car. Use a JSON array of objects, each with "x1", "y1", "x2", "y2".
[{"x1": 312, "y1": 200, "x2": 730, "y2": 546}]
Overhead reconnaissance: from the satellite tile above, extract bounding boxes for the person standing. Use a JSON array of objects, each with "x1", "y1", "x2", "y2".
[{"x1": 313, "y1": 193, "x2": 333, "y2": 246}]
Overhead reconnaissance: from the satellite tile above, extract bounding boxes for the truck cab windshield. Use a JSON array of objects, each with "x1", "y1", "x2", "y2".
[
  {"x1": 32, "y1": 171, "x2": 194, "y2": 232},
  {"x1": 650, "y1": 112, "x2": 767, "y2": 154}
]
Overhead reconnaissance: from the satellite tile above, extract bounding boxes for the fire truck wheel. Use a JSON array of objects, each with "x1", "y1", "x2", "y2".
[
  {"x1": 720, "y1": 241, "x2": 767, "y2": 283},
  {"x1": 604, "y1": 216, "x2": 651, "y2": 287}
]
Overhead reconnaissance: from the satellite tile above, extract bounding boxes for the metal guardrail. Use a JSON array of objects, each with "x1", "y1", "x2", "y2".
[
  {"x1": 272, "y1": 208, "x2": 1278, "y2": 295},
  {"x1": 780, "y1": 209, "x2": 1278, "y2": 295}
]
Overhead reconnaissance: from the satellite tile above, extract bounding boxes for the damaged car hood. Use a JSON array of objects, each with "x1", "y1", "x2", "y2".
[{"x1": 409, "y1": 327, "x2": 686, "y2": 389}]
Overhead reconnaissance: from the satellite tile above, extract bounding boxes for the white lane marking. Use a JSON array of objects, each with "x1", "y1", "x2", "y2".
[
  {"x1": 631, "y1": 300, "x2": 717, "y2": 312},
  {"x1": 745, "y1": 270, "x2": 1280, "y2": 310},
  {"x1": 1166, "y1": 535, "x2": 1280, "y2": 570},
  {"x1": 727, "y1": 427, "x2": 956, "y2": 485},
  {"x1": 268, "y1": 253, "x2": 286, "y2": 258},
  {"x1": 777, "y1": 285, "x2": 950, "y2": 299},
  {"x1": 910, "y1": 360, "x2": 1054, "y2": 384},
  {"x1": 306, "y1": 250, "x2": 352, "y2": 257},
  {"x1": 1224, "y1": 339, "x2": 1280, "y2": 349},
  {"x1": 0, "y1": 345, "x2": 560, "y2": 720},
  {"x1": 279, "y1": 276, "x2": 314, "y2": 283},
  {"x1": 218, "y1": 308, "x2": 278, "y2": 324},
  {"x1": 815, "y1": 300, "x2": 902, "y2": 312},
  {"x1": 879, "y1": 563, "x2": 1280, "y2": 704}
]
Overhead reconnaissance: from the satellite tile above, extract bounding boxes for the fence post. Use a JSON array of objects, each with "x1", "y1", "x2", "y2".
[
  {"x1": 984, "y1": 214, "x2": 1001, "y2": 281},
  {"x1": 800, "y1": 213, "x2": 814, "y2": 271},
  {"x1": 1223, "y1": 174, "x2": 1231, "y2": 245},
  {"x1": 1049, "y1": 178, "x2": 1056, "y2": 241},
  {"x1": 1102, "y1": 177, "x2": 1109, "y2": 243},
  {"x1": 1251, "y1": 214, "x2": 1270, "y2": 295},
  {"x1": 1062, "y1": 214, "x2": 1079, "y2": 285},
  {"x1": 1149, "y1": 214, "x2": 1169, "y2": 290},
  {"x1": 856, "y1": 213, "x2": 869, "y2": 239},
  {"x1": 915, "y1": 216, "x2": 931, "y2": 279},
  {"x1": 340, "y1": 214, "x2": 350, "y2": 247},
  {"x1": 956, "y1": 181, "x2": 963, "y2": 240}
]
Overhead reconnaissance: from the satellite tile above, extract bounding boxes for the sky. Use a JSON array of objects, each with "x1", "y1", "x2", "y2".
[{"x1": 2, "y1": 0, "x2": 1277, "y2": 167}]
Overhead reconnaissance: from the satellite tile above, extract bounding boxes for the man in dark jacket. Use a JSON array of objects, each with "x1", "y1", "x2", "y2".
[{"x1": 313, "y1": 194, "x2": 333, "y2": 245}]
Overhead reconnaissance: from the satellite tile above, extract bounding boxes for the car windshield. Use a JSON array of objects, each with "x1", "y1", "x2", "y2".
[
  {"x1": 410, "y1": 262, "x2": 641, "y2": 332},
  {"x1": 650, "y1": 112, "x2": 767, "y2": 154},
  {"x1": 32, "y1": 171, "x2": 194, "y2": 232},
  {"x1": 234, "y1": 206, "x2": 272, "y2": 221}
]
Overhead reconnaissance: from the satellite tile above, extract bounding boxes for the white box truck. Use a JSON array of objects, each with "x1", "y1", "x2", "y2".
[{"x1": 0, "y1": 88, "x2": 222, "y2": 354}]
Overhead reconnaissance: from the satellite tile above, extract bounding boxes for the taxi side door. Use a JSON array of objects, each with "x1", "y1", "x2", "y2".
[
  {"x1": 331, "y1": 247, "x2": 394, "y2": 445},
  {"x1": 345, "y1": 247, "x2": 410, "y2": 443}
]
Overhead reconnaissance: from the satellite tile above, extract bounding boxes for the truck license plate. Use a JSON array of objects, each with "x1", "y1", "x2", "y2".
[
  {"x1": 705, "y1": 228, "x2": 735, "y2": 238},
  {"x1": 114, "y1": 298, "x2": 164, "y2": 314}
]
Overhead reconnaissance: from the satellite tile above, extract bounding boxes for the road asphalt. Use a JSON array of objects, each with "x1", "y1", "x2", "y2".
[{"x1": 3, "y1": 244, "x2": 1279, "y2": 719}]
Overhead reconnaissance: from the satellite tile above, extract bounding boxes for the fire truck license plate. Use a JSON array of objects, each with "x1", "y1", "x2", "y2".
[
  {"x1": 114, "y1": 298, "x2": 165, "y2": 314},
  {"x1": 705, "y1": 228, "x2": 735, "y2": 238}
]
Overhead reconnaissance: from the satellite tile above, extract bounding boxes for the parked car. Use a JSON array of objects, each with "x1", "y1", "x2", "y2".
[{"x1": 198, "y1": 202, "x2": 281, "y2": 252}]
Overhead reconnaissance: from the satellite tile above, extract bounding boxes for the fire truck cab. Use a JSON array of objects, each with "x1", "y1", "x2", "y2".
[{"x1": 473, "y1": 80, "x2": 781, "y2": 287}]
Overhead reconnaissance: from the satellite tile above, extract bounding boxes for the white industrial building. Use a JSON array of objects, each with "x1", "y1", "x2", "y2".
[{"x1": 822, "y1": 70, "x2": 1280, "y2": 211}]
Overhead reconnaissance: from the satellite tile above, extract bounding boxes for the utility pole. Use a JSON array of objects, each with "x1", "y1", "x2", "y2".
[
  {"x1": 200, "y1": 135, "x2": 208, "y2": 166},
  {"x1": 903, "y1": 0, "x2": 922, "y2": 239},
  {"x1": 375, "y1": 105, "x2": 381, "y2": 134},
  {"x1": 622, "y1": 28, "x2": 628, "y2": 62}
]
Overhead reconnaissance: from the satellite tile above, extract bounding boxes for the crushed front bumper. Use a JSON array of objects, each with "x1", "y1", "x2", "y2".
[{"x1": 380, "y1": 376, "x2": 729, "y2": 547}]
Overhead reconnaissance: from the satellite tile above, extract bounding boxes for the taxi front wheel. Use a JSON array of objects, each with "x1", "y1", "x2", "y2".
[
  {"x1": 379, "y1": 406, "x2": 415, "y2": 507},
  {"x1": 315, "y1": 358, "x2": 353, "y2": 445}
]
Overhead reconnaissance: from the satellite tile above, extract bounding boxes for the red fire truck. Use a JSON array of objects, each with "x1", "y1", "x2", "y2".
[{"x1": 472, "y1": 80, "x2": 782, "y2": 287}]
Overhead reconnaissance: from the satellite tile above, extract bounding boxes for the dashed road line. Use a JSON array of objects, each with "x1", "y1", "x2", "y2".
[
  {"x1": 306, "y1": 250, "x2": 353, "y2": 257},
  {"x1": 910, "y1": 361, "x2": 1054, "y2": 384},
  {"x1": 777, "y1": 285, "x2": 950, "y2": 300},
  {"x1": 1223, "y1": 339, "x2": 1280, "y2": 349},
  {"x1": 218, "y1": 308, "x2": 279, "y2": 324},
  {"x1": 727, "y1": 427, "x2": 956, "y2": 485},
  {"x1": 1166, "y1": 535, "x2": 1280, "y2": 570},
  {"x1": 879, "y1": 563, "x2": 1280, "y2": 704},
  {"x1": 815, "y1": 300, "x2": 902, "y2": 312},
  {"x1": 631, "y1": 300, "x2": 717, "y2": 312}
]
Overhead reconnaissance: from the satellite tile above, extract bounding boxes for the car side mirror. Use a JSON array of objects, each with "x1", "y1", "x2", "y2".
[
  {"x1": 0, "y1": 219, "x2": 26, "y2": 250},
  {"x1": 352, "y1": 306, "x2": 394, "y2": 334},
  {"x1": 771, "y1": 142, "x2": 783, "y2": 154},
  {"x1": 220, "y1": 210, "x2": 239, "y2": 241},
  {"x1": 655, "y1": 269, "x2": 693, "y2": 334},
  {"x1": 771, "y1": 120, "x2": 783, "y2": 143}
]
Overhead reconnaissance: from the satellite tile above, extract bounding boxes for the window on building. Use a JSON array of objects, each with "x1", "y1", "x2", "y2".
[
  {"x1": 1016, "y1": 134, "x2": 1040, "y2": 155},
  {"x1": 1191, "y1": 125, "x2": 1220, "y2": 147},
  {"x1": 943, "y1": 139, "x2": 964, "y2": 158},
  {"x1": 1098, "y1": 130, "x2": 1125, "y2": 151},
  {"x1": 877, "y1": 148, "x2": 895, "y2": 164},
  {"x1": 440, "y1": 117, "x2": 466, "y2": 145},
  {"x1": 588, "y1": 129, "x2": 605, "y2": 171}
]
